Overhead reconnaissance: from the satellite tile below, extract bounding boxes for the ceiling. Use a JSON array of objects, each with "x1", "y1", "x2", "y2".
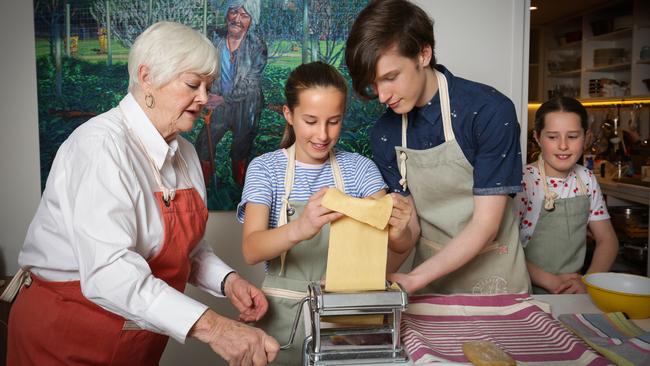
[{"x1": 530, "y1": 0, "x2": 619, "y2": 26}]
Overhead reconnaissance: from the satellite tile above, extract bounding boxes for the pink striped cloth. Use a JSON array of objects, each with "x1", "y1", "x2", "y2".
[{"x1": 401, "y1": 293, "x2": 612, "y2": 365}]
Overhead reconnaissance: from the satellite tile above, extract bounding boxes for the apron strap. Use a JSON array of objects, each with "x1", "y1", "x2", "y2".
[
  {"x1": 538, "y1": 157, "x2": 587, "y2": 211},
  {"x1": 398, "y1": 69, "x2": 453, "y2": 191},
  {"x1": 0, "y1": 267, "x2": 32, "y2": 303},
  {"x1": 575, "y1": 172, "x2": 588, "y2": 196},
  {"x1": 538, "y1": 157, "x2": 559, "y2": 211},
  {"x1": 278, "y1": 145, "x2": 344, "y2": 276},
  {"x1": 125, "y1": 125, "x2": 193, "y2": 206}
]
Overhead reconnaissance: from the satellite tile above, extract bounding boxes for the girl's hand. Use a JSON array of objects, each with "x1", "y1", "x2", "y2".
[
  {"x1": 290, "y1": 188, "x2": 343, "y2": 243},
  {"x1": 554, "y1": 273, "x2": 586, "y2": 294}
]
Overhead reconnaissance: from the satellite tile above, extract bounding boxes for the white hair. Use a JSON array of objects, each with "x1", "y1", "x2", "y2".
[{"x1": 128, "y1": 21, "x2": 219, "y2": 91}]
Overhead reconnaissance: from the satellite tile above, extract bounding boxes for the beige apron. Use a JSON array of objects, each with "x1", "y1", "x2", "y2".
[
  {"x1": 256, "y1": 144, "x2": 344, "y2": 365},
  {"x1": 524, "y1": 159, "x2": 590, "y2": 294},
  {"x1": 395, "y1": 70, "x2": 530, "y2": 294}
]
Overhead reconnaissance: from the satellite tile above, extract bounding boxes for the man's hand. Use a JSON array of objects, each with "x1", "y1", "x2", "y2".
[
  {"x1": 224, "y1": 273, "x2": 268, "y2": 322},
  {"x1": 387, "y1": 272, "x2": 424, "y2": 295},
  {"x1": 387, "y1": 193, "x2": 415, "y2": 250},
  {"x1": 206, "y1": 93, "x2": 225, "y2": 109},
  {"x1": 190, "y1": 310, "x2": 279, "y2": 366}
]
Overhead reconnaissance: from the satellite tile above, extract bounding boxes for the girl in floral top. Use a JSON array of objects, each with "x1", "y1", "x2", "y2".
[{"x1": 516, "y1": 97, "x2": 618, "y2": 294}]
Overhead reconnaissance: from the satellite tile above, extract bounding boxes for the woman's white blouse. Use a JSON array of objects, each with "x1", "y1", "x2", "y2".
[
  {"x1": 515, "y1": 163, "x2": 610, "y2": 248},
  {"x1": 19, "y1": 93, "x2": 234, "y2": 343}
]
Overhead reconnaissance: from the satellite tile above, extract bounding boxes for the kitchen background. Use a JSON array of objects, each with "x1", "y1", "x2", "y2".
[{"x1": 528, "y1": 0, "x2": 650, "y2": 278}]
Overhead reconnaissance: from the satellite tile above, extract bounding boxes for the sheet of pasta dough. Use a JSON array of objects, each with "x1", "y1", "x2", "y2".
[{"x1": 322, "y1": 188, "x2": 393, "y2": 292}]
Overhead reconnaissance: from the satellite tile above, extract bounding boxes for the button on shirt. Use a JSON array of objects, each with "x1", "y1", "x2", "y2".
[
  {"x1": 370, "y1": 65, "x2": 523, "y2": 196},
  {"x1": 19, "y1": 93, "x2": 234, "y2": 343}
]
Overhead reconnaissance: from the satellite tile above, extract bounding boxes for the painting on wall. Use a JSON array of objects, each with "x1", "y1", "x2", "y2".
[{"x1": 33, "y1": 0, "x2": 383, "y2": 210}]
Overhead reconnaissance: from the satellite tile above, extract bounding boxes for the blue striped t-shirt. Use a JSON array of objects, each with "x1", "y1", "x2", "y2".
[{"x1": 237, "y1": 148, "x2": 387, "y2": 227}]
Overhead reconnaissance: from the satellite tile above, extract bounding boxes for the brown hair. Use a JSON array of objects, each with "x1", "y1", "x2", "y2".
[
  {"x1": 534, "y1": 97, "x2": 588, "y2": 135},
  {"x1": 345, "y1": 0, "x2": 436, "y2": 100},
  {"x1": 280, "y1": 62, "x2": 348, "y2": 148}
]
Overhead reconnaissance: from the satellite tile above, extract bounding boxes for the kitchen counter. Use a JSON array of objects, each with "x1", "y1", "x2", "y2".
[
  {"x1": 534, "y1": 293, "x2": 650, "y2": 330},
  {"x1": 597, "y1": 176, "x2": 650, "y2": 206},
  {"x1": 317, "y1": 294, "x2": 649, "y2": 366},
  {"x1": 597, "y1": 176, "x2": 650, "y2": 276}
]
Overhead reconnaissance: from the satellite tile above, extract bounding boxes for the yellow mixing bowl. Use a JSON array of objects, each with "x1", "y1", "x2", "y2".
[{"x1": 582, "y1": 272, "x2": 650, "y2": 319}]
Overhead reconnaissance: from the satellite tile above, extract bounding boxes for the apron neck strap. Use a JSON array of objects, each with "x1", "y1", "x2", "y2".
[
  {"x1": 538, "y1": 157, "x2": 587, "y2": 211},
  {"x1": 278, "y1": 144, "x2": 344, "y2": 275},
  {"x1": 127, "y1": 126, "x2": 192, "y2": 205},
  {"x1": 398, "y1": 69, "x2": 454, "y2": 191}
]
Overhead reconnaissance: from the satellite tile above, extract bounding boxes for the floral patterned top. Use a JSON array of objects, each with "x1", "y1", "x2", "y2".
[{"x1": 515, "y1": 163, "x2": 610, "y2": 248}]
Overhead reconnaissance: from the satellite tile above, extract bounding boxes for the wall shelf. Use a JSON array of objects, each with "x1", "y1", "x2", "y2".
[
  {"x1": 534, "y1": 0, "x2": 650, "y2": 102},
  {"x1": 548, "y1": 69, "x2": 582, "y2": 77},
  {"x1": 586, "y1": 27, "x2": 633, "y2": 42},
  {"x1": 587, "y1": 62, "x2": 632, "y2": 72}
]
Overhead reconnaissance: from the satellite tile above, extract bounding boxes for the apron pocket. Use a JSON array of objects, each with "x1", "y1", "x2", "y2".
[{"x1": 109, "y1": 329, "x2": 168, "y2": 366}]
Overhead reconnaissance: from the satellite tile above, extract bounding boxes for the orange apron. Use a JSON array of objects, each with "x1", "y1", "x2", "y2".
[{"x1": 8, "y1": 133, "x2": 208, "y2": 365}]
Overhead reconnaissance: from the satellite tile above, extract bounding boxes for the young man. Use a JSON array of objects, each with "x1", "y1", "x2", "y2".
[{"x1": 345, "y1": 0, "x2": 530, "y2": 294}]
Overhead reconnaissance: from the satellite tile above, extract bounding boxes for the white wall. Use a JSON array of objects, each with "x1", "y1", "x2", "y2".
[
  {"x1": 0, "y1": 0, "x2": 41, "y2": 277},
  {"x1": 415, "y1": 0, "x2": 530, "y2": 153},
  {"x1": 0, "y1": 1, "x2": 529, "y2": 365}
]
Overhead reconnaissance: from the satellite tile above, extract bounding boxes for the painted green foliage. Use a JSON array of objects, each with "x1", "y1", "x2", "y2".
[{"x1": 35, "y1": 0, "x2": 384, "y2": 210}]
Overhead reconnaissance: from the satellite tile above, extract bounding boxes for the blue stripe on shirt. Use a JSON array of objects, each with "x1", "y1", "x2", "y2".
[{"x1": 237, "y1": 149, "x2": 387, "y2": 227}]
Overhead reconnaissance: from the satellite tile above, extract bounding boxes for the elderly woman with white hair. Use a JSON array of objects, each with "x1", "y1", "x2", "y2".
[{"x1": 7, "y1": 21, "x2": 278, "y2": 366}]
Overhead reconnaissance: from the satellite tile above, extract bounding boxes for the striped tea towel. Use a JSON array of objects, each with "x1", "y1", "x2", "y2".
[
  {"x1": 559, "y1": 312, "x2": 650, "y2": 366},
  {"x1": 402, "y1": 293, "x2": 611, "y2": 365}
]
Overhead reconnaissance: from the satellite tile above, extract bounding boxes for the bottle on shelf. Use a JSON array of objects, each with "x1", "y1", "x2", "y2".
[{"x1": 607, "y1": 112, "x2": 631, "y2": 179}]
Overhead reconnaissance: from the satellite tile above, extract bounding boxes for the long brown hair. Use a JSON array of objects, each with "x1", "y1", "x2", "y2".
[{"x1": 280, "y1": 62, "x2": 348, "y2": 148}]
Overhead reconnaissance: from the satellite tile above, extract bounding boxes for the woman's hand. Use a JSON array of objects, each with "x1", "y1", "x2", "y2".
[
  {"x1": 190, "y1": 310, "x2": 279, "y2": 366},
  {"x1": 224, "y1": 273, "x2": 269, "y2": 322},
  {"x1": 289, "y1": 188, "x2": 343, "y2": 243}
]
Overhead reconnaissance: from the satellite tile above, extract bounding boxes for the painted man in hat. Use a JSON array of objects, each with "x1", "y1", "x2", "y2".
[{"x1": 196, "y1": 0, "x2": 268, "y2": 188}]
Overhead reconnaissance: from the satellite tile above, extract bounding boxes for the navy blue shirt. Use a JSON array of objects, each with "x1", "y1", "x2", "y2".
[{"x1": 370, "y1": 65, "x2": 523, "y2": 196}]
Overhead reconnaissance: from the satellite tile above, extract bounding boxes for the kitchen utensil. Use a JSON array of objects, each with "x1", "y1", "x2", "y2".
[
  {"x1": 287, "y1": 281, "x2": 409, "y2": 365},
  {"x1": 641, "y1": 46, "x2": 650, "y2": 60},
  {"x1": 643, "y1": 79, "x2": 650, "y2": 92},
  {"x1": 582, "y1": 272, "x2": 650, "y2": 319},
  {"x1": 622, "y1": 243, "x2": 648, "y2": 264}
]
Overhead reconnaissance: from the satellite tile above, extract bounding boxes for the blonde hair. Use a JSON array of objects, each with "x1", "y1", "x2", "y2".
[{"x1": 128, "y1": 21, "x2": 219, "y2": 91}]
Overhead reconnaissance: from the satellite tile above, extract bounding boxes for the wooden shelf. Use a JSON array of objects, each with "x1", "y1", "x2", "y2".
[
  {"x1": 535, "y1": 0, "x2": 647, "y2": 103},
  {"x1": 550, "y1": 41, "x2": 582, "y2": 51},
  {"x1": 548, "y1": 69, "x2": 582, "y2": 77},
  {"x1": 587, "y1": 28, "x2": 633, "y2": 42},
  {"x1": 587, "y1": 62, "x2": 632, "y2": 72},
  {"x1": 575, "y1": 96, "x2": 650, "y2": 106}
]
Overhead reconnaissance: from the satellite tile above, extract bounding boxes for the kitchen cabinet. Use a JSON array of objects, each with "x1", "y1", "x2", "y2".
[{"x1": 535, "y1": 0, "x2": 650, "y2": 103}]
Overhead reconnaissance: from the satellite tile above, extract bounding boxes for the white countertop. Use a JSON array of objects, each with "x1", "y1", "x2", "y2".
[{"x1": 533, "y1": 293, "x2": 650, "y2": 330}]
